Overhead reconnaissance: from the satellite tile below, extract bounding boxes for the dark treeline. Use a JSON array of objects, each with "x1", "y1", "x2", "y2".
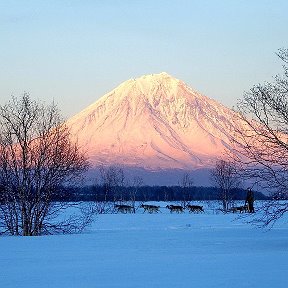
[{"x1": 53, "y1": 185, "x2": 269, "y2": 202}]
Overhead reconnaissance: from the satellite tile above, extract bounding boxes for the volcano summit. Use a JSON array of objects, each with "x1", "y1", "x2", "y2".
[{"x1": 67, "y1": 72, "x2": 238, "y2": 172}]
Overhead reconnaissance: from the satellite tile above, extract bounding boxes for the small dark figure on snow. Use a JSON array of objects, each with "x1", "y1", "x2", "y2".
[{"x1": 245, "y1": 189, "x2": 255, "y2": 213}]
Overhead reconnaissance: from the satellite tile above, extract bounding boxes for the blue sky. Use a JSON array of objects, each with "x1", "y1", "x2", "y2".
[{"x1": 1, "y1": 0, "x2": 287, "y2": 118}]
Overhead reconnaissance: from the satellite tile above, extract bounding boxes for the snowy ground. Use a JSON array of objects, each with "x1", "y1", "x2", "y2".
[{"x1": 1, "y1": 202, "x2": 288, "y2": 288}]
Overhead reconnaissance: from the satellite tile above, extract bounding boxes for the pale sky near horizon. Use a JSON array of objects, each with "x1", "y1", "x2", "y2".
[{"x1": 1, "y1": 0, "x2": 287, "y2": 118}]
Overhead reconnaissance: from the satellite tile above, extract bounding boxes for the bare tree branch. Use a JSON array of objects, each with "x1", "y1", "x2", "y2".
[{"x1": 228, "y1": 48, "x2": 288, "y2": 226}]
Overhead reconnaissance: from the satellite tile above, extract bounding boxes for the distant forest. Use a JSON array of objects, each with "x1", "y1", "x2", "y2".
[{"x1": 56, "y1": 185, "x2": 269, "y2": 202}]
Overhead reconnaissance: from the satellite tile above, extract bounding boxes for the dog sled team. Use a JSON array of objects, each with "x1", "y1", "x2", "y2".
[
  {"x1": 114, "y1": 189, "x2": 255, "y2": 214},
  {"x1": 114, "y1": 203, "x2": 204, "y2": 214}
]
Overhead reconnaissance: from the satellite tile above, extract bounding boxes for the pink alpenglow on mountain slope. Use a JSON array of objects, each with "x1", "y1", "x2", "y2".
[{"x1": 67, "y1": 72, "x2": 238, "y2": 170}]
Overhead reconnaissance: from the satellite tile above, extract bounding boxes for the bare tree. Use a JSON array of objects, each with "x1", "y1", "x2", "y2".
[
  {"x1": 230, "y1": 48, "x2": 288, "y2": 226},
  {"x1": 211, "y1": 159, "x2": 239, "y2": 211},
  {"x1": 100, "y1": 165, "x2": 125, "y2": 202},
  {"x1": 0, "y1": 94, "x2": 89, "y2": 236},
  {"x1": 178, "y1": 173, "x2": 193, "y2": 207},
  {"x1": 93, "y1": 165, "x2": 126, "y2": 213},
  {"x1": 130, "y1": 176, "x2": 143, "y2": 210}
]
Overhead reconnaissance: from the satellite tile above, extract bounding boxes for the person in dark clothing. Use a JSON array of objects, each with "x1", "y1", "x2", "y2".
[{"x1": 245, "y1": 189, "x2": 255, "y2": 213}]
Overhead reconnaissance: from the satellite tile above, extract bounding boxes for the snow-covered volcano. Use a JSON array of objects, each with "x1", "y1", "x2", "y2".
[{"x1": 67, "y1": 72, "x2": 238, "y2": 170}]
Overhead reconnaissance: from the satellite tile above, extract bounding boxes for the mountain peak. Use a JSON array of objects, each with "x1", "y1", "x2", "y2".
[
  {"x1": 125, "y1": 72, "x2": 180, "y2": 90},
  {"x1": 67, "y1": 73, "x2": 238, "y2": 171},
  {"x1": 133, "y1": 72, "x2": 174, "y2": 79},
  {"x1": 138, "y1": 72, "x2": 174, "y2": 80},
  {"x1": 142, "y1": 72, "x2": 179, "y2": 84}
]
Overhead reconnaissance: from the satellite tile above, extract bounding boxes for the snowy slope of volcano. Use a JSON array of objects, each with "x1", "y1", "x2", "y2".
[{"x1": 67, "y1": 72, "x2": 239, "y2": 170}]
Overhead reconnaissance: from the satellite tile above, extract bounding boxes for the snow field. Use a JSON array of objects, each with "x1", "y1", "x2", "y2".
[{"x1": 1, "y1": 202, "x2": 287, "y2": 288}]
